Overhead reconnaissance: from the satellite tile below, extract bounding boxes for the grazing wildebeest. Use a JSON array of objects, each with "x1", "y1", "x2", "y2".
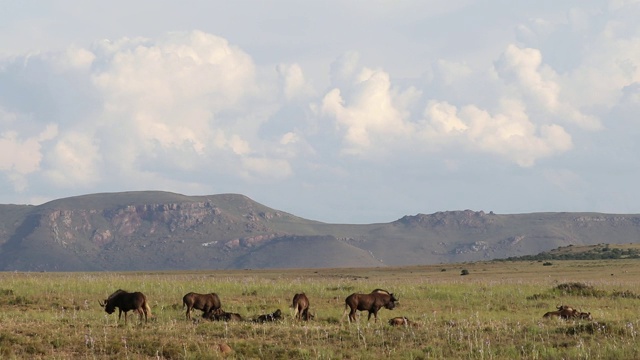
[
  {"x1": 253, "y1": 309, "x2": 282, "y2": 323},
  {"x1": 388, "y1": 316, "x2": 416, "y2": 327},
  {"x1": 99, "y1": 289, "x2": 151, "y2": 324},
  {"x1": 291, "y1": 293, "x2": 311, "y2": 321},
  {"x1": 204, "y1": 308, "x2": 244, "y2": 322},
  {"x1": 182, "y1": 292, "x2": 221, "y2": 320},
  {"x1": 342, "y1": 289, "x2": 398, "y2": 323}
]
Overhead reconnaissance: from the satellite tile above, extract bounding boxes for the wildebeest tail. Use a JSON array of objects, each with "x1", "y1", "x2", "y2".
[{"x1": 340, "y1": 303, "x2": 349, "y2": 322}]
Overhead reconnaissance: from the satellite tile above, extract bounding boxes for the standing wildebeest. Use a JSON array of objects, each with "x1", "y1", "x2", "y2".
[
  {"x1": 342, "y1": 289, "x2": 398, "y2": 323},
  {"x1": 99, "y1": 289, "x2": 151, "y2": 324},
  {"x1": 291, "y1": 293, "x2": 311, "y2": 321},
  {"x1": 182, "y1": 292, "x2": 221, "y2": 320},
  {"x1": 253, "y1": 309, "x2": 282, "y2": 323}
]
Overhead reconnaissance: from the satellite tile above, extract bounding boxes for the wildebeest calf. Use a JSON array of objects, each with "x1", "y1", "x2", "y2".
[
  {"x1": 99, "y1": 289, "x2": 151, "y2": 324},
  {"x1": 291, "y1": 293, "x2": 312, "y2": 321},
  {"x1": 388, "y1": 316, "x2": 417, "y2": 327},
  {"x1": 543, "y1": 308, "x2": 592, "y2": 320},
  {"x1": 182, "y1": 292, "x2": 221, "y2": 320},
  {"x1": 342, "y1": 289, "x2": 398, "y2": 323},
  {"x1": 253, "y1": 309, "x2": 282, "y2": 323},
  {"x1": 204, "y1": 308, "x2": 244, "y2": 322}
]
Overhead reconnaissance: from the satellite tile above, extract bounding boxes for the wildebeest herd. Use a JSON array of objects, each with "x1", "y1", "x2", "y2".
[
  {"x1": 99, "y1": 288, "x2": 400, "y2": 325},
  {"x1": 100, "y1": 288, "x2": 593, "y2": 326}
]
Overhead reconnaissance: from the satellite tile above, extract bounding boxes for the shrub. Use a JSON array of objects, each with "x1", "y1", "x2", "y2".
[{"x1": 460, "y1": 269, "x2": 469, "y2": 276}]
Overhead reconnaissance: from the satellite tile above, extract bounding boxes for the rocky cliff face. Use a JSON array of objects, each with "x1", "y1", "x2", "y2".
[
  {"x1": 396, "y1": 210, "x2": 496, "y2": 228},
  {"x1": 3, "y1": 192, "x2": 640, "y2": 271}
]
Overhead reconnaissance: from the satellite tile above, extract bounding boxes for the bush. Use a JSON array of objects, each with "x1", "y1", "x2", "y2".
[{"x1": 461, "y1": 269, "x2": 469, "y2": 276}]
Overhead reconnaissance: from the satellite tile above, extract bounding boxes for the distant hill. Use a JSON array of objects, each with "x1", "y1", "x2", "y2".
[
  {"x1": 500, "y1": 243, "x2": 640, "y2": 261},
  {"x1": 1, "y1": 191, "x2": 640, "y2": 271}
]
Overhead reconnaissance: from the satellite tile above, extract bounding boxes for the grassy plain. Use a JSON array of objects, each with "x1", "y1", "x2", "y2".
[{"x1": 1, "y1": 259, "x2": 640, "y2": 359}]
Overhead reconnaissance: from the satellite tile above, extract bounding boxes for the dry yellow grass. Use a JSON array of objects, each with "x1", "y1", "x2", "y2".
[{"x1": 0, "y1": 259, "x2": 639, "y2": 359}]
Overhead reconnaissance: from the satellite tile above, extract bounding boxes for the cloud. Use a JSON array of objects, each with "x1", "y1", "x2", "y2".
[
  {"x1": 321, "y1": 60, "x2": 418, "y2": 156},
  {"x1": 420, "y1": 99, "x2": 573, "y2": 167},
  {"x1": 0, "y1": 2, "x2": 639, "y2": 222},
  {"x1": 0, "y1": 110, "x2": 58, "y2": 190},
  {"x1": 277, "y1": 63, "x2": 314, "y2": 101},
  {"x1": 495, "y1": 44, "x2": 601, "y2": 130},
  {"x1": 43, "y1": 131, "x2": 100, "y2": 187},
  {"x1": 318, "y1": 49, "x2": 574, "y2": 166}
]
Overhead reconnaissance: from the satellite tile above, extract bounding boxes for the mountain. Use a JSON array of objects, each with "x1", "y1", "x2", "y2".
[{"x1": 1, "y1": 191, "x2": 640, "y2": 271}]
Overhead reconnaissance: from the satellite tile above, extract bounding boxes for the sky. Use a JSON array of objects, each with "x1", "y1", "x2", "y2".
[{"x1": 0, "y1": 0, "x2": 639, "y2": 224}]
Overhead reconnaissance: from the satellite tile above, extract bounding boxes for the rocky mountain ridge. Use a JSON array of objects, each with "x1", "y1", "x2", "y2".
[{"x1": 1, "y1": 191, "x2": 639, "y2": 271}]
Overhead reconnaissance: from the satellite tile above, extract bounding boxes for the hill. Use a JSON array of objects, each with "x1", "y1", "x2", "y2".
[
  {"x1": 1, "y1": 191, "x2": 640, "y2": 271},
  {"x1": 500, "y1": 243, "x2": 640, "y2": 261}
]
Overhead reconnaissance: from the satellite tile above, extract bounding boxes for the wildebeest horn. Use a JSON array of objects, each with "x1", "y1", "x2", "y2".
[{"x1": 98, "y1": 300, "x2": 105, "y2": 307}]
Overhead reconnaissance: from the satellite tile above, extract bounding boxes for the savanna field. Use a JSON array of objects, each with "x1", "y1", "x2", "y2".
[{"x1": 1, "y1": 260, "x2": 640, "y2": 359}]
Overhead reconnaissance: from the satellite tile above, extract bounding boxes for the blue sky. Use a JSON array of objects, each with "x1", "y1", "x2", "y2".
[{"x1": 0, "y1": 0, "x2": 639, "y2": 223}]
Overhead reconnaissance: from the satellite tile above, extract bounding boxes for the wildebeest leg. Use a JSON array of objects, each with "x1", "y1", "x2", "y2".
[
  {"x1": 185, "y1": 306, "x2": 191, "y2": 320},
  {"x1": 368, "y1": 310, "x2": 379, "y2": 322}
]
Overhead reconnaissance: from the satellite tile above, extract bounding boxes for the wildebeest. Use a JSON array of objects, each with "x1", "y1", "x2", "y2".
[
  {"x1": 204, "y1": 308, "x2": 244, "y2": 322},
  {"x1": 253, "y1": 309, "x2": 282, "y2": 323},
  {"x1": 388, "y1": 316, "x2": 416, "y2": 327},
  {"x1": 543, "y1": 309, "x2": 576, "y2": 319},
  {"x1": 576, "y1": 311, "x2": 592, "y2": 320},
  {"x1": 99, "y1": 289, "x2": 151, "y2": 324},
  {"x1": 543, "y1": 307, "x2": 592, "y2": 320},
  {"x1": 182, "y1": 292, "x2": 221, "y2": 320},
  {"x1": 291, "y1": 293, "x2": 311, "y2": 321},
  {"x1": 342, "y1": 289, "x2": 398, "y2": 323}
]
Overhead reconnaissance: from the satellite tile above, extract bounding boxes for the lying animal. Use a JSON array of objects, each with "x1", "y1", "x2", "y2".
[
  {"x1": 388, "y1": 316, "x2": 417, "y2": 327},
  {"x1": 203, "y1": 308, "x2": 243, "y2": 322},
  {"x1": 253, "y1": 309, "x2": 282, "y2": 323},
  {"x1": 543, "y1": 307, "x2": 592, "y2": 320}
]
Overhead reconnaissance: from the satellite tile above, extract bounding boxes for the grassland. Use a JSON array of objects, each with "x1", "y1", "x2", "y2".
[{"x1": 1, "y1": 259, "x2": 640, "y2": 359}]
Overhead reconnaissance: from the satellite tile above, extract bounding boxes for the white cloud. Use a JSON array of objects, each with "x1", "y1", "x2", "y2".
[
  {"x1": 420, "y1": 99, "x2": 572, "y2": 167},
  {"x1": 44, "y1": 131, "x2": 100, "y2": 187},
  {"x1": 321, "y1": 66, "x2": 415, "y2": 156},
  {"x1": 277, "y1": 63, "x2": 314, "y2": 101},
  {"x1": 0, "y1": 120, "x2": 58, "y2": 191},
  {"x1": 495, "y1": 44, "x2": 601, "y2": 130},
  {"x1": 1, "y1": 1, "x2": 640, "y2": 222}
]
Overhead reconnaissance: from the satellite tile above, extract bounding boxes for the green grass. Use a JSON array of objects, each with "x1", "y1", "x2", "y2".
[{"x1": 1, "y1": 260, "x2": 640, "y2": 358}]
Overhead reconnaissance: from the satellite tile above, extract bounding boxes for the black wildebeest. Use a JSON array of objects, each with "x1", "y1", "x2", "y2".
[
  {"x1": 182, "y1": 292, "x2": 221, "y2": 320},
  {"x1": 291, "y1": 293, "x2": 311, "y2": 321},
  {"x1": 253, "y1": 309, "x2": 282, "y2": 323},
  {"x1": 99, "y1": 289, "x2": 151, "y2": 324},
  {"x1": 204, "y1": 308, "x2": 244, "y2": 322},
  {"x1": 342, "y1": 289, "x2": 398, "y2": 323}
]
